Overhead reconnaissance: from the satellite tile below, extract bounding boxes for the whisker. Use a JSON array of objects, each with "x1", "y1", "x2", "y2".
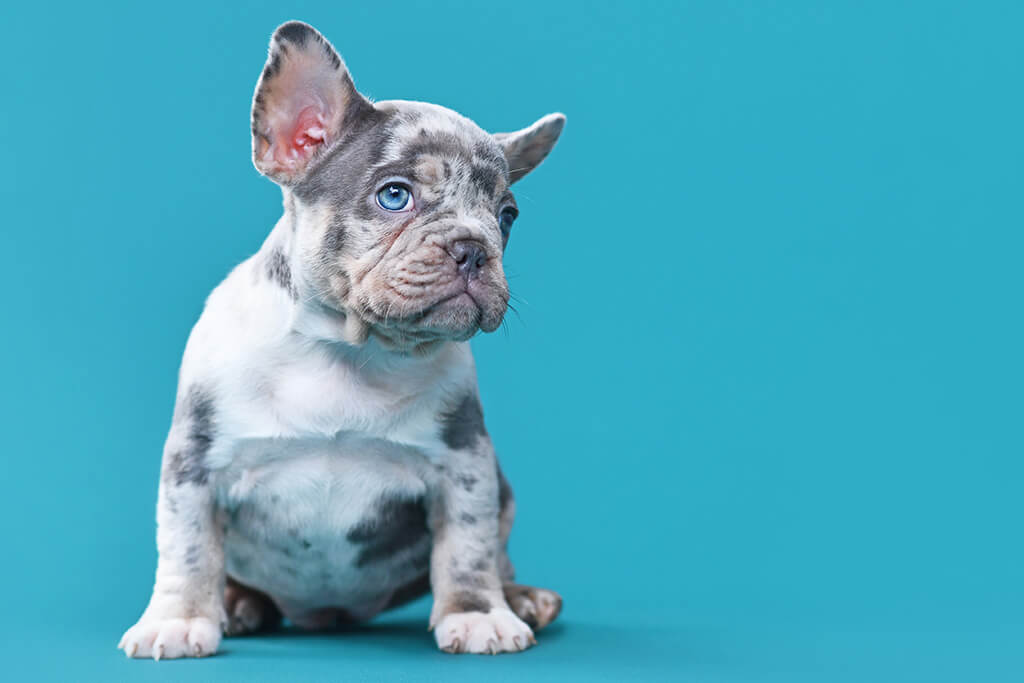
[
  {"x1": 506, "y1": 301, "x2": 523, "y2": 325},
  {"x1": 509, "y1": 292, "x2": 531, "y2": 307}
]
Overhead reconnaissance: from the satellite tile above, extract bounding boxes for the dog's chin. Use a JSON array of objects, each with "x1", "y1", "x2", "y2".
[
  {"x1": 367, "y1": 289, "x2": 506, "y2": 351},
  {"x1": 418, "y1": 292, "x2": 494, "y2": 339}
]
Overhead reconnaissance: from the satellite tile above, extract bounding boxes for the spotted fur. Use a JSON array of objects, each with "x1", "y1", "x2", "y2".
[{"x1": 120, "y1": 20, "x2": 565, "y2": 660}]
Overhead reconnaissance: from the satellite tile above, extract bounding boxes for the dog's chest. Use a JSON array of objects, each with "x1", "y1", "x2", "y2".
[
  {"x1": 207, "y1": 342, "x2": 465, "y2": 614},
  {"x1": 222, "y1": 335, "x2": 466, "y2": 450}
]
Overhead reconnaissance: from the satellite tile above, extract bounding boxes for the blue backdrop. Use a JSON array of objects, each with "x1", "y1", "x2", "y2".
[{"x1": 2, "y1": 1, "x2": 1021, "y2": 681}]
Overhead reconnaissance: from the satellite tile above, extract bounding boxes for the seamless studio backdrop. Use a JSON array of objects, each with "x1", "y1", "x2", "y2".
[{"x1": 1, "y1": 1, "x2": 1021, "y2": 682}]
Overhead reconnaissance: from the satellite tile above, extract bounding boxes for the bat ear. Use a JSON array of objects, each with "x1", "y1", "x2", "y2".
[
  {"x1": 493, "y1": 113, "x2": 566, "y2": 184},
  {"x1": 251, "y1": 21, "x2": 371, "y2": 185}
]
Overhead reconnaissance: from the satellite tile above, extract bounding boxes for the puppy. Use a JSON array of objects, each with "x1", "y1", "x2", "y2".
[{"x1": 118, "y1": 21, "x2": 565, "y2": 659}]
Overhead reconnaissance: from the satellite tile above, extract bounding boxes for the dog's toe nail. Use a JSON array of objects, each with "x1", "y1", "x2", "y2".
[
  {"x1": 154, "y1": 644, "x2": 164, "y2": 661},
  {"x1": 513, "y1": 635, "x2": 523, "y2": 650}
]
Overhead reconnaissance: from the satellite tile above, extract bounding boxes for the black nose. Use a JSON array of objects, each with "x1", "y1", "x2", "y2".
[{"x1": 451, "y1": 240, "x2": 488, "y2": 278}]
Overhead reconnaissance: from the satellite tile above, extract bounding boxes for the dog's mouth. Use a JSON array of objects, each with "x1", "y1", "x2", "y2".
[{"x1": 362, "y1": 282, "x2": 506, "y2": 347}]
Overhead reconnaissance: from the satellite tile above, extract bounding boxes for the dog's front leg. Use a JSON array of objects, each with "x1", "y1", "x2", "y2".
[
  {"x1": 119, "y1": 388, "x2": 226, "y2": 659},
  {"x1": 428, "y1": 397, "x2": 535, "y2": 654}
]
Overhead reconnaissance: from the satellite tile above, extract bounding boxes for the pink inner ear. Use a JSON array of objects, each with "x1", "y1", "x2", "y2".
[{"x1": 276, "y1": 105, "x2": 329, "y2": 168}]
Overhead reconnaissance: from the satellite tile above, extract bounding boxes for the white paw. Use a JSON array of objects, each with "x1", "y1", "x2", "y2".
[
  {"x1": 118, "y1": 615, "x2": 221, "y2": 659},
  {"x1": 434, "y1": 607, "x2": 536, "y2": 654}
]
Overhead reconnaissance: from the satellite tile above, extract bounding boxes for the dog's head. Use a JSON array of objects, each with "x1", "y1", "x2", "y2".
[{"x1": 251, "y1": 22, "x2": 564, "y2": 351}]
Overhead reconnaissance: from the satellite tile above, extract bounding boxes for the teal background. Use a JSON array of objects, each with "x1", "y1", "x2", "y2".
[{"x1": 1, "y1": 1, "x2": 1021, "y2": 681}]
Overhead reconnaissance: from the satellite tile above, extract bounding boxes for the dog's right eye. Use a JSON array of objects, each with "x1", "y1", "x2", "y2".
[{"x1": 376, "y1": 183, "x2": 413, "y2": 211}]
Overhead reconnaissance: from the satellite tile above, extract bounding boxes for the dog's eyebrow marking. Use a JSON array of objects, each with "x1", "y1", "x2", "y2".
[
  {"x1": 265, "y1": 248, "x2": 297, "y2": 300},
  {"x1": 164, "y1": 385, "x2": 215, "y2": 486},
  {"x1": 439, "y1": 394, "x2": 487, "y2": 450},
  {"x1": 346, "y1": 494, "x2": 430, "y2": 567}
]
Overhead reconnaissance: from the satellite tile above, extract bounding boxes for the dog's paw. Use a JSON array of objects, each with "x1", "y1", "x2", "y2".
[
  {"x1": 118, "y1": 616, "x2": 221, "y2": 659},
  {"x1": 224, "y1": 579, "x2": 280, "y2": 636},
  {"x1": 434, "y1": 607, "x2": 536, "y2": 654},
  {"x1": 504, "y1": 583, "x2": 563, "y2": 630}
]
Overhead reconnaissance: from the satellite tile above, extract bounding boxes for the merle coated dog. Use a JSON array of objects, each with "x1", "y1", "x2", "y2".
[{"x1": 119, "y1": 21, "x2": 565, "y2": 658}]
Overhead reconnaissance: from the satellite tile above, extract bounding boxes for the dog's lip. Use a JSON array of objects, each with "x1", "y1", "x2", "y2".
[
  {"x1": 373, "y1": 287, "x2": 477, "y2": 327},
  {"x1": 419, "y1": 291, "x2": 481, "y2": 322}
]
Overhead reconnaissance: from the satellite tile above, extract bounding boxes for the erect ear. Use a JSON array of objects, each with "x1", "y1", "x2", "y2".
[
  {"x1": 493, "y1": 113, "x2": 566, "y2": 184},
  {"x1": 251, "y1": 21, "x2": 371, "y2": 185}
]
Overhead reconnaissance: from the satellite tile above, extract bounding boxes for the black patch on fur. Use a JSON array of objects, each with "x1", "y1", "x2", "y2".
[
  {"x1": 324, "y1": 216, "x2": 347, "y2": 253},
  {"x1": 497, "y1": 465, "x2": 513, "y2": 513},
  {"x1": 452, "y1": 572, "x2": 489, "y2": 589},
  {"x1": 292, "y1": 106, "x2": 389, "y2": 205},
  {"x1": 440, "y1": 394, "x2": 487, "y2": 450},
  {"x1": 266, "y1": 248, "x2": 297, "y2": 299},
  {"x1": 164, "y1": 385, "x2": 215, "y2": 486},
  {"x1": 274, "y1": 22, "x2": 345, "y2": 71},
  {"x1": 398, "y1": 131, "x2": 471, "y2": 168},
  {"x1": 470, "y1": 164, "x2": 498, "y2": 197},
  {"x1": 347, "y1": 495, "x2": 430, "y2": 567},
  {"x1": 449, "y1": 591, "x2": 491, "y2": 614},
  {"x1": 459, "y1": 513, "x2": 477, "y2": 525},
  {"x1": 275, "y1": 21, "x2": 314, "y2": 48}
]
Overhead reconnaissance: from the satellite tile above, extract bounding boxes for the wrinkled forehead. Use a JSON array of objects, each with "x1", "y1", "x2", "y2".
[{"x1": 373, "y1": 101, "x2": 510, "y2": 199}]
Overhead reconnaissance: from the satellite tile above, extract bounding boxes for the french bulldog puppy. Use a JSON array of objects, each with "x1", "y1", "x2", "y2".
[{"x1": 118, "y1": 21, "x2": 565, "y2": 659}]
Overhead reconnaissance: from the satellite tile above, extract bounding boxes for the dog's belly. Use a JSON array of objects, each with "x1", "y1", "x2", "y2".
[{"x1": 218, "y1": 436, "x2": 435, "y2": 622}]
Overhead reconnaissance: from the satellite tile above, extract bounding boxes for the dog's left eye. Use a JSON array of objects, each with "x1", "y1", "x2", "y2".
[
  {"x1": 376, "y1": 183, "x2": 413, "y2": 211},
  {"x1": 498, "y1": 207, "x2": 517, "y2": 245},
  {"x1": 497, "y1": 208, "x2": 516, "y2": 237}
]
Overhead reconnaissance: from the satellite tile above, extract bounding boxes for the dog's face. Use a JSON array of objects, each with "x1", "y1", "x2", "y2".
[{"x1": 250, "y1": 22, "x2": 564, "y2": 350}]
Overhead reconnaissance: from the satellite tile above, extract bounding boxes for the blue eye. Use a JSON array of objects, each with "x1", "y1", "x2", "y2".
[
  {"x1": 498, "y1": 207, "x2": 517, "y2": 245},
  {"x1": 376, "y1": 183, "x2": 412, "y2": 211}
]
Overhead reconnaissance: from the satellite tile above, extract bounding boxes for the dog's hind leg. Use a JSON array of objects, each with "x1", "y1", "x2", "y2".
[
  {"x1": 496, "y1": 466, "x2": 563, "y2": 631},
  {"x1": 224, "y1": 577, "x2": 282, "y2": 636}
]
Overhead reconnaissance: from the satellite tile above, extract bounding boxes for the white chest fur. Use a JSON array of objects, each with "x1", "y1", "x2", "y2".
[{"x1": 173, "y1": 256, "x2": 479, "y2": 615}]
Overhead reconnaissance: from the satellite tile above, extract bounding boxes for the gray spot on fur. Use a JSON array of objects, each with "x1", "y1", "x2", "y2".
[
  {"x1": 469, "y1": 164, "x2": 498, "y2": 196},
  {"x1": 165, "y1": 385, "x2": 215, "y2": 486},
  {"x1": 456, "y1": 473, "x2": 478, "y2": 492},
  {"x1": 497, "y1": 465, "x2": 513, "y2": 512},
  {"x1": 184, "y1": 544, "x2": 202, "y2": 567},
  {"x1": 266, "y1": 248, "x2": 297, "y2": 300},
  {"x1": 449, "y1": 591, "x2": 491, "y2": 614},
  {"x1": 346, "y1": 495, "x2": 430, "y2": 567},
  {"x1": 440, "y1": 394, "x2": 486, "y2": 450},
  {"x1": 452, "y1": 572, "x2": 489, "y2": 589}
]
